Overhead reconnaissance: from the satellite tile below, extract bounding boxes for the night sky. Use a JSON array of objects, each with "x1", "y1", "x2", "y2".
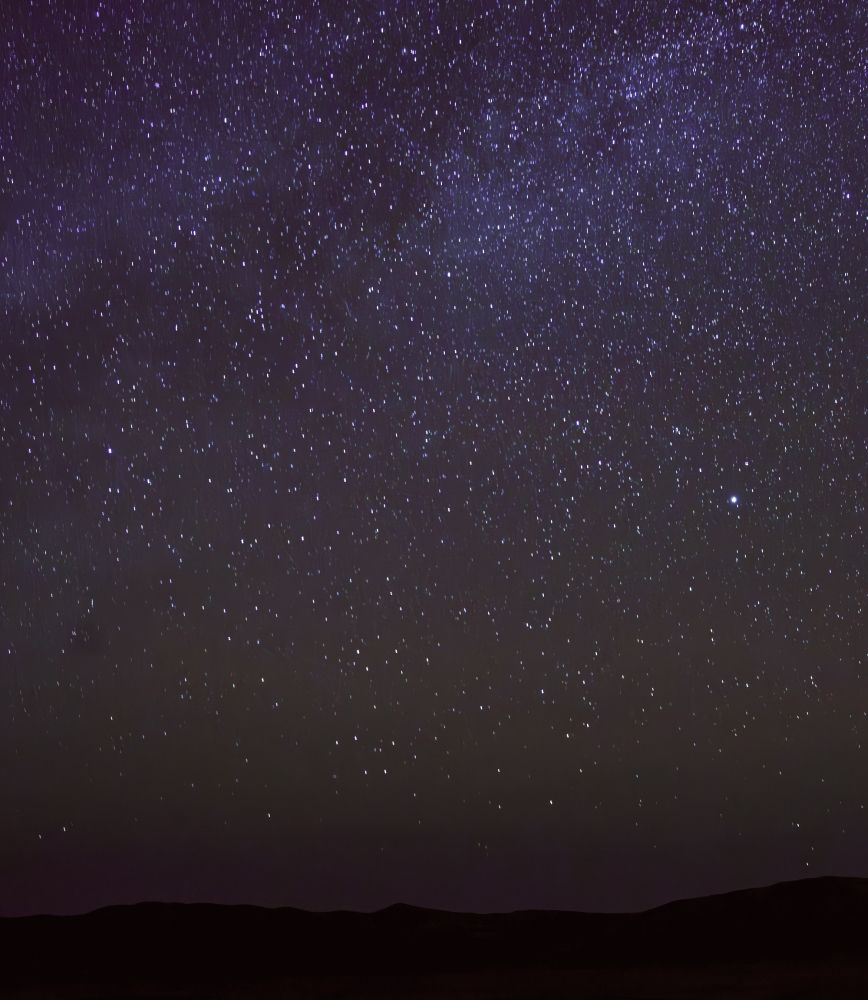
[{"x1": 2, "y1": 0, "x2": 865, "y2": 917}]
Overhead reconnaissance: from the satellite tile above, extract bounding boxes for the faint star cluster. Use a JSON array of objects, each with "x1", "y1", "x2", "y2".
[{"x1": 1, "y1": 0, "x2": 865, "y2": 915}]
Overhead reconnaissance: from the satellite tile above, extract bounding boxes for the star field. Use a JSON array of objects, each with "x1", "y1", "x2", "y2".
[{"x1": 1, "y1": 0, "x2": 865, "y2": 915}]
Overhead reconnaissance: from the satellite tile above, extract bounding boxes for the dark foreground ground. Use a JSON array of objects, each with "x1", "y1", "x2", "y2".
[{"x1": 2, "y1": 876, "x2": 867, "y2": 998}]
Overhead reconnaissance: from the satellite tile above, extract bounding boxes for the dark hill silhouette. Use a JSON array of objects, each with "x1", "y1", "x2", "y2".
[{"x1": 1, "y1": 876, "x2": 867, "y2": 997}]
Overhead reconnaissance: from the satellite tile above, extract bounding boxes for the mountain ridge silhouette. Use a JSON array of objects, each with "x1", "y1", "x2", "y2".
[{"x1": 2, "y1": 875, "x2": 867, "y2": 996}]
